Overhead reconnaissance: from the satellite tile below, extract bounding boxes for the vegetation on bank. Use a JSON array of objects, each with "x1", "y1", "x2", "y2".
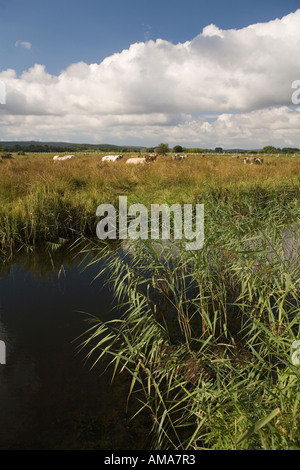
[
  {"x1": 79, "y1": 213, "x2": 299, "y2": 450},
  {"x1": 1, "y1": 151, "x2": 299, "y2": 450}
]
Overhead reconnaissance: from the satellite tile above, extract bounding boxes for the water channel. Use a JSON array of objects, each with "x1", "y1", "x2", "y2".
[{"x1": 0, "y1": 245, "x2": 150, "y2": 450}]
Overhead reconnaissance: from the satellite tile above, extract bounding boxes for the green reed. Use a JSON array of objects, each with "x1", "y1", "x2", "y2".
[{"x1": 78, "y1": 200, "x2": 299, "y2": 450}]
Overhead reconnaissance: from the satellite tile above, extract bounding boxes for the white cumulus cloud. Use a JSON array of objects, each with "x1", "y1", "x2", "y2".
[
  {"x1": 14, "y1": 40, "x2": 32, "y2": 50},
  {"x1": 1, "y1": 9, "x2": 300, "y2": 147}
]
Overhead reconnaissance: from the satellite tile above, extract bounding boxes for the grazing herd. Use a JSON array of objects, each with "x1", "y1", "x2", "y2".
[
  {"x1": 97, "y1": 153, "x2": 264, "y2": 166},
  {"x1": 1, "y1": 152, "x2": 265, "y2": 167}
]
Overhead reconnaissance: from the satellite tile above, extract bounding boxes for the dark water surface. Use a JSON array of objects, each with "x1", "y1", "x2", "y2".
[{"x1": 0, "y1": 247, "x2": 150, "y2": 450}]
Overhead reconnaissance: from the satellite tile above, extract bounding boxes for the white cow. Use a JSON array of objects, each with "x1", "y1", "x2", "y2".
[
  {"x1": 53, "y1": 155, "x2": 75, "y2": 161},
  {"x1": 244, "y1": 157, "x2": 264, "y2": 165},
  {"x1": 126, "y1": 157, "x2": 147, "y2": 165},
  {"x1": 101, "y1": 155, "x2": 123, "y2": 162}
]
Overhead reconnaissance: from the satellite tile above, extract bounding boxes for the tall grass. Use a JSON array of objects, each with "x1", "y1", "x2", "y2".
[
  {"x1": 1, "y1": 153, "x2": 299, "y2": 258},
  {"x1": 78, "y1": 201, "x2": 300, "y2": 450}
]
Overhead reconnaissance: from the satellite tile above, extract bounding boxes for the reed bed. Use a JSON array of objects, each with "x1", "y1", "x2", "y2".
[
  {"x1": 69, "y1": 152, "x2": 299, "y2": 450},
  {"x1": 79, "y1": 221, "x2": 300, "y2": 450}
]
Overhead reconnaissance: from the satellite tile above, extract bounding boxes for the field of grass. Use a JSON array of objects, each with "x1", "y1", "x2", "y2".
[
  {"x1": 1, "y1": 151, "x2": 300, "y2": 450},
  {"x1": 0, "y1": 152, "x2": 299, "y2": 255}
]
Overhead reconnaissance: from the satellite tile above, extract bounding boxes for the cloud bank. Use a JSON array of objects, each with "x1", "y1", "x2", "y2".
[{"x1": 1, "y1": 10, "x2": 300, "y2": 147}]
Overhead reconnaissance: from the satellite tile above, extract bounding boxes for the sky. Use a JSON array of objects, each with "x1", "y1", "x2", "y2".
[{"x1": 1, "y1": 0, "x2": 300, "y2": 149}]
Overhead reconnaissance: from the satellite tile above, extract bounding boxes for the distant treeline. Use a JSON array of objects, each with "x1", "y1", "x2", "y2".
[{"x1": 0, "y1": 142, "x2": 299, "y2": 154}]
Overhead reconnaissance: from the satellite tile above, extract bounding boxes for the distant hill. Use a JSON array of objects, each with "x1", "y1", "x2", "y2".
[
  {"x1": 0, "y1": 141, "x2": 251, "y2": 154},
  {"x1": 0, "y1": 141, "x2": 144, "y2": 153}
]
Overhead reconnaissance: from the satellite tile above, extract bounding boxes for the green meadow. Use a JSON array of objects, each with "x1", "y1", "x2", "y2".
[
  {"x1": 1, "y1": 152, "x2": 299, "y2": 253},
  {"x1": 1, "y1": 151, "x2": 300, "y2": 449}
]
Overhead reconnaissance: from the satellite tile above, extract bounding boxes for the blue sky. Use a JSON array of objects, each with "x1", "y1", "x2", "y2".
[
  {"x1": 1, "y1": 1, "x2": 300, "y2": 147},
  {"x1": 1, "y1": 0, "x2": 299, "y2": 75}
]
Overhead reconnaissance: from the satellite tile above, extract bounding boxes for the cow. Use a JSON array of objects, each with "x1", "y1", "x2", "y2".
[
  {"x1": 244, "y1": 157, "x2": 264, "y2": 165},
  {"x1": 171, "y1": 154, "x2": 187, "y2": 161},
  {"x1": 101, "y1": 155, "x2": 123, "y2": 162},
  {"x1": 53, "y1": 155, "x2": 75, "y2": 161},
  {"x1": 126, "y1": 157, "x2": 147, "y2": 165},
  {"x1": 145, "y1": 154, "x2": 157, "y2": 162},
  {"x1": 126, "y1": 155, "x2": 157, "y2": 165},
  {"x1": 231, "y1": 154, "x2": 240, "y2": 159}
]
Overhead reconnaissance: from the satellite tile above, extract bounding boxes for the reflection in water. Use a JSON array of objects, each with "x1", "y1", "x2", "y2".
[{"x1": 0, "y1": 245, "x2": 150, "y2": 450}]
